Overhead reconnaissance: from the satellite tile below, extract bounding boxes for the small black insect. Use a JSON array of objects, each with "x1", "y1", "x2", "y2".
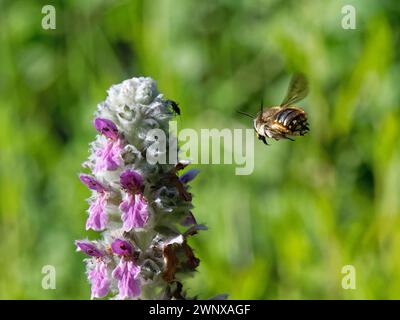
[{"x1": 166, "y1": 99, "x2": 181, "y2": 116}]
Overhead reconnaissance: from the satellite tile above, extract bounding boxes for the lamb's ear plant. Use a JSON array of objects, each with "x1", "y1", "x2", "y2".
[{"x1": 76, "y1": 77, "x2": 205, "y2": 300}]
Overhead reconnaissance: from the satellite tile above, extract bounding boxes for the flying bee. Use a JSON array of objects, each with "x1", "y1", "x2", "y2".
[
  {"x1": 166, "y1": 99, "x2": 181, "y2": 116},
  {"x1": 238, "y1": 73, "x2": 310, "y2": 145}
]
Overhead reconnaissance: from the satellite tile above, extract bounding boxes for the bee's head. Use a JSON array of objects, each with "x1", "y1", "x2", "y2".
[{"x1": 253, "y1": 118, "x2": 265, "y2": 135}]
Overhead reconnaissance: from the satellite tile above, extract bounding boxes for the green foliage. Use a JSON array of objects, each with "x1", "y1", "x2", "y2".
[{"x1": 0, "y1": 0, "x2": 399, "y2": 299}]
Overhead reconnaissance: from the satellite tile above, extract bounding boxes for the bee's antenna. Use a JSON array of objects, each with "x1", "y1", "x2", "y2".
[
  {"x1": 237, "y1": 110, "x2": 255, "y2": 119},
  {"x1": 260, "y1": 98, "x2": 263, "y2": 113}
]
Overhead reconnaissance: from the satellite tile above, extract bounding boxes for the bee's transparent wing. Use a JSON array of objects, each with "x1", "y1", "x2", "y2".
[{"x1": 280, "y1": 73, "x2": 309, "y2": 107}]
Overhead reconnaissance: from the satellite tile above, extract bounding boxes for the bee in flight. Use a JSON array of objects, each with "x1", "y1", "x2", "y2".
[{"x1": 238, "y1": 73, "x2": 310, "y2": 145}]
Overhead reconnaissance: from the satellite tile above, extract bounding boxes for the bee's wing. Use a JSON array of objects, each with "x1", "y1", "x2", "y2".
[{"x1": 280, "y1": 73, "x2": 309, "y2": 107}]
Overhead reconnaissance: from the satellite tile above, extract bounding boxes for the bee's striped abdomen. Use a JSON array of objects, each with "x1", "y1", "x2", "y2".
[{"x1": 274, "y1": 107, "x2": 309, "y2": 136}]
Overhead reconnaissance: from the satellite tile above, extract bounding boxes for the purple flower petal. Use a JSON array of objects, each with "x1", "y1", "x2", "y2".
[
  {"x1": 111, "y1": 239, "x2": 133, "y2": 256},
  {"x1": 179, "y1": 169, "x2": 200, "y2": 184},
  {"x1": 95, "y1": 139, "x2": 123, "y2": 173},
  {"x1": 75, "y1": 240, "x2": 104, "y2": 257},
  {"x1": 86, "y1": 193, "x2": 108, "y2": 231},
  {"x1": 112, "y1": 259, "x2": 141, "y2": 299},
  {"x1": 120, "y1": 194, "x2": 149, "y2": 231},
  {"x1": 79, "y1": 174, "x2": 105, "y2": 192},
  {"x1": 120, "y1": 169, "x2": 143, "y2": 193},
  {"x1": 181, "y1": 211, "x2": 197, "y2": 227},
  {"x1": 94, "y1": 118, "x2": 119, "y2": 140},
  {"x1": 88, "y1": 260, "x2": 110, "y2": 299}
]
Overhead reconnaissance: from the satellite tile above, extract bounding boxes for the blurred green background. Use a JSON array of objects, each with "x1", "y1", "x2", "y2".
[{"x1": 0, "y1": 0, "x2": 399, "y2": 299}]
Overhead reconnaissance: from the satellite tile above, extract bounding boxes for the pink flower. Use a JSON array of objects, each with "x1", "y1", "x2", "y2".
[
  {"x1": 94, "y1": 139, "x2": 123, "y2": 173},
  {"x1": 93, "y1": 118, "x2": 119, "y2": 140},
  {"x1": 86, "y1": 193, "x2": 108, "y2": 231},
  {"x1": 112, "y1": 259, "x2": 141, "y2": 299},
  {"x1": 120, "y1": 169, "x2": 143, "y2": 194},
  {"x1": 111, "y1": 239, "x2": 133, "y2": 256},
  {"x1": 79, "y1": 174, "x2": 106, "y2": 192},
  {"x1": 88, "y1": 260, "x2": 110, "y2": 299},
  {"x1": 120, "y1": 193, "x2": 149, "y2": 231},
  {"x1": 75, "y1": 240, "x2": 104, "y2": 257},
  {"x1": 119, "y1": 170, "x2": 148, "y2": 230}
]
